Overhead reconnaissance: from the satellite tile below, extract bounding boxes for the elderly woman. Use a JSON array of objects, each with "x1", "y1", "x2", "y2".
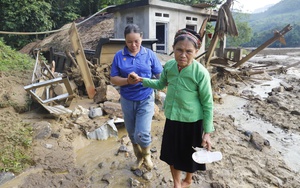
[{"x1": 130, "y1": 28, "x2": 214, "y2": 188}]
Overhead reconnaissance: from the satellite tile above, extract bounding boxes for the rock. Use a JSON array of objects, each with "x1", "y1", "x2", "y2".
[
  {"x1": 53, "y1": 80, "x2": 77, "y2": 95},
  {"x1": 155, "y1": 91, "x2": 166, "y2": 107},
  {"x1": 266, "y1": 96, "x2": 279, "y2": 105},
  {"x1": 291, "y1": 110, "x2": 300, "y2": 115},
  {"x1": 118, "y1": 145, "x2": 129, "y2": 153},
  {"x1": 103, "y1": 101, "x2": 123, "y2": 118},
  {"x1": 250, "y1": 132, "x2": 269, "y2": 151},
  {"x1": 150, "y1": 147, "x2": 157, "y2": 153},
  {"x1": 142, "y1": 171, "x2": 153, "y2": 180},
  {"x1": 89, "y1": 106, "x2": 103, "y2": 118},
  {"x1": 133, "y1": 169, "x2": 143, "y2": 177},
  {"x1": 101, "y1": 173, "x2": 114, "y2": 184},
  {"x1": 32, "y1": 121, "x2": 52, "y2": 139},
  {"x1": 0, "y1": 172, "x2": 15, "y2": 186},
  {"x1": 75, "y1": 114, "x2": 90, "y2": 124},
  {"x1": 211, "y1": 182, "x2": 226, "y2": 188},
  {"x1": 71, "y1": 105, "x2": 89, "y2": 118},
  {"x1": 98, "y1": 162, "x2": 104, "y2": 169},
  {"x1": 244, "y1": 130, "x2": 252, "y2": 137},
  {"x1": 94, "y1": 80, "x2": 107, "y2": 103},
  {"x1": 45, "y1": 143, "x2": 53, "y2": 149},
  {"x1": 106, "y1": 85, "x2": 120, "y2": 102},
  {"x1": 129, "y1": 178, "x2": 142, "y2": 187},
  {"x1": 51, "y1": 133, "x2": 60, "y2": 138},
  {"x1": 94, "y1": 83, "x2": 120, "y2": 104}
]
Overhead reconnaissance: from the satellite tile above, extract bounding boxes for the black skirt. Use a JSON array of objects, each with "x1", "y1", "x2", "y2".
[{"x1": 160, "y1": 118, "x2": 206, "y2": 173}]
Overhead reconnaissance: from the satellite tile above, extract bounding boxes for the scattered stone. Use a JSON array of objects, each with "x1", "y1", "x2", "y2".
[
  {"x1": 94, "y1": 80, "x2": 107, "y2": 104},
  {"x1": 150, "y1": 147, "x2": 157, "y2": 153},
  {"x1": 129, "y1": 178, "x2": 141, "y2": 187},
  {"x1": 133, "y1": 169, "x2": 143, "y2": 177},
  {"x1": 75, "y1": 114, "x2": 90, "y2": 124},
  {"x1": 267, "y1": 130, "x2": 274, "y2": 134},
  {"x1": 89, "y1": 106, "x2": 103, "y2": 119},
  {"x1": 45, "y1": 144, "x2": 53, "y2": 149},
  {"x1": 101, "y1": 173, "x2": 114, "y2": 184},
  {"x1": 32, "y1": 121, "x2": 52, "y2": 139},
  {"x1": 244, "y1": 130, "x2": 252, "y2": 137},
  {"x1": 211, "y1": 182, "x2": 226, "y2": 188},
  {"x1": 143, "y1": 171, "x2": 153, "y2": 180},
  {"x1": 98, "y1": 162, "x2": 104, "y2": 169},
  {"x1": 250, "y1": 132, "x2": 269, "y2": 151},
  {"x1": 291, "y1": 110, "x2": 300, "y2": 116},
  {"x1": 118, "y1": 145, "x2": 129, "y2": 153},
  {"x1": 264, "y1": 140, "x2": 270, "y2": 146},
  {"x1": 103, "y1": 101, "x2": 123, "y2": 118},
  {"x1": 106, "y1": 85, "x2": 121, "y2": 102},
  {"x1": 51, "y1": 133, "x2": 60, "y2": 138}
]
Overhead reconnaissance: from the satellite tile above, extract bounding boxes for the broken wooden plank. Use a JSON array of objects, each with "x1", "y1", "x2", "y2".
[
  {"x1": 205, "y1": 34, "x2": 219, "y2": 67},
  {"x1": 69, "y1": 22, "x2": 95, "y2": 99},
  {"x1": 233, "y1": 24, "x2": 293, "y2": 68}
]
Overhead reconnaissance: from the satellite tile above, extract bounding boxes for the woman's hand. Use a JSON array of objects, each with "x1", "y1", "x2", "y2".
[
  {"x1": 128, "y1": 72, "x2": 142, "y2": 84},
  {"x1": 201, "y1": 133, "x2": 212, "y2": 151}
]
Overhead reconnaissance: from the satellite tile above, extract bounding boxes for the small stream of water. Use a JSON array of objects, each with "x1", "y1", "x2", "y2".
[{"x1": 215, "y1": 78, "x2": 300, "y2": 173}]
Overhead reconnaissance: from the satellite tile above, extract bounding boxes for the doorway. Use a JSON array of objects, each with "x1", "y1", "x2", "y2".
[{"x1": 156, "y1": 23, "x2": 168, "y2": 54}]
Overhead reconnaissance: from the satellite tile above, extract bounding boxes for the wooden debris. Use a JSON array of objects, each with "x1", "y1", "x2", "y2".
[{"x1": 69, "y1": 22, "x2": 95, "y2": 99}]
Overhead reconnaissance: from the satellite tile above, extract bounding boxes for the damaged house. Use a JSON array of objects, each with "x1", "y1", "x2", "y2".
[{"x1": 107, "y1": 0, "x2": 218, "y2": 55}]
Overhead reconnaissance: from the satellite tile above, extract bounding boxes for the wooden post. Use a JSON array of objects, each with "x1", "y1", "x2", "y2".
[
  {"x1": 69, "y1": 22, "x2": 95, "y2": 99},
  {"x1": 204, "y1": 34, "x2": 219, "y2": 67}
]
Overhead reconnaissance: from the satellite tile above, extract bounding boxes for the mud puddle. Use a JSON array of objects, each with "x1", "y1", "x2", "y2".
[{"x1": 73, "y1": 120, "x2": 173, "y2": 187}]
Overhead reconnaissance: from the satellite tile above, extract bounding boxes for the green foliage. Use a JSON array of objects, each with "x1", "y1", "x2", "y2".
[
  {"x1": 0, "y1": 121, "x2": 34, "y2": 174},
  {"x1": 47, "y1": 0, "x2": 80, "y2": 29},
  {"x1": 0, "y1": 38, "x2": 34, "y2": 71},
  {"x1": 243, "y1": 0, "x2": 300, "y2": 47},
  {"x1": 227, "y1": 13, "x2": 252, "y2": 47},
  {"x1": 0, "y1": 0, "x2": 53, "y2": 49}
]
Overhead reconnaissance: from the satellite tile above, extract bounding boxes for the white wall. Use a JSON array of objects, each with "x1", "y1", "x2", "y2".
[{"x1": 113, "y1": 1, "x2": 212, "y2": 55}]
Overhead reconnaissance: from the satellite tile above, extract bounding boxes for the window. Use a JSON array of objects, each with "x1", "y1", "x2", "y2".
[
  {"x1": 155, "y1": 13, "x2": 162, "y2": 17},
  {"x1": 192, "y1": 17, "x2": 197, "y2": 21},
  {"x1": 163, "y1": 14, "x2": 169, "y2": 18},
  {"x1": 186, "y1": 25, "x2": 197, "y2": 31},
  {"x1": 126, "y1": 17, "x2": 133, "y2": 24},
  {"x1": 186, "y1": 16, "x2": 191, "y2": 20}
]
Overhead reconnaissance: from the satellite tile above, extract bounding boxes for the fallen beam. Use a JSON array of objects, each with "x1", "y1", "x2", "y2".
[
  {"x1": 233, "y1": 24, "x2": 293, "y2": 68},
  {"x1": 69, "y1": 22, "x2": 95, "y2": 99}
]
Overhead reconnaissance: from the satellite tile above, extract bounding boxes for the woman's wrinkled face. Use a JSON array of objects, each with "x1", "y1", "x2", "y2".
[
  {"x1": 125, "y1": 32, "x2": 142, "y2": 55},
  {"x1": 173, "y1": 39, "x2": 198, "y2": 68}
]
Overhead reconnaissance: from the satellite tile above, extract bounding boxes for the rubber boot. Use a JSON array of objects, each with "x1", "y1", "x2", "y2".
[
  {"x1": 141, "y1": 146, "x2": 153, "y2": 170},
  {"x1": 131, "y1": 144, "x2": 144, "y2": 171}
]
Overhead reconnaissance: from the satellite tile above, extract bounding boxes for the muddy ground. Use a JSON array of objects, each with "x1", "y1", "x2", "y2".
[
  {"x1": 0, "y1": 48, "x2": 300, "y2": 188},
  {"x1": 1, "y1": 13, "x2": 300, "y2": 187}
]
